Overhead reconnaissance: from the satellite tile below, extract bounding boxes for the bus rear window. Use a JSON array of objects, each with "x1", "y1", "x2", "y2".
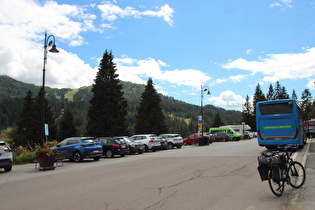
[{"x1": 259, "y1": 102, "x2": 293, "y2": 115}]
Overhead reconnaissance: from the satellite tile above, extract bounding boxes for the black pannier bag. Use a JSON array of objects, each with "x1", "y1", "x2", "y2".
[
  {"x1": 257, "y1": 154, "x2": 286, "y2": 167},
  {"x1": 257, "y1": 164, "x2": 269, "y2": 181},
  {"x1": 257, "y1": 155, "x2": 269, "y2": 165}
]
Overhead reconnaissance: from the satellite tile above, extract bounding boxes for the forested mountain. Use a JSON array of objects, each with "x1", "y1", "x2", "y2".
[{"x1": 0, "y1": 75, "x2": 241, "y2": 138}]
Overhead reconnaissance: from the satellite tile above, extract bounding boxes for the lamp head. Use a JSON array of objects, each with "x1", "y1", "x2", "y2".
[
  {"x1": 49, "y1": 44, "x2": 59, "y2": 53},
  {"x1": 203, "y1": 88, "x2": 210, "y2": 95}
]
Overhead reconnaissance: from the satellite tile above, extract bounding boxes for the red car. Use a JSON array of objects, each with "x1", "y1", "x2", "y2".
[{"x1": 183, "y1": 133, "x2": 212, "y2": 145}]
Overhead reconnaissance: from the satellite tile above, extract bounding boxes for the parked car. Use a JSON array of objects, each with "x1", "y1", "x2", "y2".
[
  {"x1": 98, "y1": 137, "x2": 130, "y2": 158},
  {"x1": 183, "y1": 133, "x2": 201, "y2": 145},
  {"x1": 210, "y1": 132, "x2": 230, "y2": 142},
  {"x1": 159, "y1": 134, "x2": 183, "y2": 149},
  {"x1": 130, "y1": 134, "x2": 161, "y2": 152},
  {"x1": 52, "y1": 137, "x2": 102, "y2": 162},
  {"x1": 154, "y1": 137, "x2": 168, "y2": 150},
  {"x1": 243, "y1": 131, "x2": 254, "y2": 139},
  {"x1": 0, "y1": 141, "x2": 13, "y2": 172},
  {"x1": 115, "y1": 136, "x2": 144, "y2": 155},
  {"x1": 183, "y1": 133, "x2": 213, "y2": 145}
]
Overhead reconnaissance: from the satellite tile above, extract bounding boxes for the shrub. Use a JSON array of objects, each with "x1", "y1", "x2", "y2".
[
  {"x1": 13, "y1": 151, "x2": 36, "y2": 165},
  {"x1": 12, "y1": 141, "x2": 59, "y2": 165}
]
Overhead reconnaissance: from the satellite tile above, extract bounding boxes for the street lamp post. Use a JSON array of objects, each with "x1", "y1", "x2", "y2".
[
  {"x1": 41, "y1": 32, "x2": 59, "y2": 146},
  {"x1": 200, "y1": 85, "x2": 210, "y2": 137}
]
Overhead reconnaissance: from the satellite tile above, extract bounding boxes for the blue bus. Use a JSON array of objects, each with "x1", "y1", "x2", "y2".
[{"x1": 256, "y1": 99, "x2": 307, "y2": 150}]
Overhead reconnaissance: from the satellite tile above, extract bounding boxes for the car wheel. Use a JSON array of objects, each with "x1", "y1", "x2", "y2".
[
  {"x1": 183, "y1": 142, "x2": 187, "y2": 146},
  {"x1": 73, "y1": 152, "x2": 83, "y2": 162},
  {"x1": 93, "y1": 157, "x2": 101, "y2": 161},
  {"x1": 176, "y1": 145, "x2": 182, "y2": 149},
  {"x1": 120, "y1": 154, "x2": 125, "y2": 157},
  {"x1": 4, "y1": 165, "x2": 12, "y2": 172},
  {"x1": 138, "y1": 151, "x2": 143, "y2": 154},
  {"x1": 144, "y1": 145, "x2": 149, "y2": 152},
  {"x1": 168, "y1": 143, "x2": 174, "y2": 149},
  {"x1": 106, "y1": 150, "x2": 114, "y2": 158}
]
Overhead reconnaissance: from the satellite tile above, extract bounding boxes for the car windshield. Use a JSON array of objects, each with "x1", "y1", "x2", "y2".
[
  {"x1": 118, "y1": 137, "x2": 134, "y2": 143},
  {"x1": 0, "y1": 145, "x2": 7, "y2": 150},
  {"x1": 125, "y1": 138, "x2": 133, "y2": 143},
  {"x1": 115, "y1": 139, "x2": 124, "y2": 144},
  {"x1": 82, "y1": 139, "x2": 95, "y2": 143}
]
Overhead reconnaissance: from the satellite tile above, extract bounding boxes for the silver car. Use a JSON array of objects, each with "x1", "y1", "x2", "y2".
[
  {"x1": 0, "y1": 141, "x2": 13, "y2": 172},
  {"x1": 130, "y1": 134, "x2": 161, "y2": 152},
  {"x1": 159, "y1": 134, "x2": 183, "y2": 149}
]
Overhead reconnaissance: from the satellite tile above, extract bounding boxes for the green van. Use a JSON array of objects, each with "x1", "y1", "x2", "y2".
[{"x1": 209, "y1": 127, "x2": 241, "y2": 141}]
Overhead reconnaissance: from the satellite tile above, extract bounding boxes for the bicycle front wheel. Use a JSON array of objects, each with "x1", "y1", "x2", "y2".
[
  {"x1": 288, "y1": 161, "x2": 306, "y2": 189},
  {"x1": 268, "y1": 168, "x2": 285, "y2": 197}
]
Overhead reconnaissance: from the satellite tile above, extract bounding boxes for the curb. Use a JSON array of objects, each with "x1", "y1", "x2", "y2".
[
  {"x1": 300, "y1": 138, "x2": 312, "y2": 167},
  {"x1": 285, "y1": 139, "x2": 312, "y2": 209}
]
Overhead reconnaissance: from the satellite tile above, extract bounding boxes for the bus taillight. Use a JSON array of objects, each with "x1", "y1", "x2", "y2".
[
  {"x1": 258, "y1": 130, "x2": 264, "y2": 140},
  {"x1": 293, "y1": 128, "x2": 298, "y2": 139}
]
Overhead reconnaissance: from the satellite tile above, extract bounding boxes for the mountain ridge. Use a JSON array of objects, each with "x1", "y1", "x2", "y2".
[{"x1": 0, "y1": 75, "x2": 241, "y2": 136}]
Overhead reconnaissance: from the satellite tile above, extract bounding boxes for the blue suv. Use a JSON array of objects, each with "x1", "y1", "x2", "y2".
[{"x1": 52, "y1": 137, "x2": 102, "y2": 162}]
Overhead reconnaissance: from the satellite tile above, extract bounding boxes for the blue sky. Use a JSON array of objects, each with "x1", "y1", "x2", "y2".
[{"x1": 1, "y1": 0, "x2": 315, "y2": 111}]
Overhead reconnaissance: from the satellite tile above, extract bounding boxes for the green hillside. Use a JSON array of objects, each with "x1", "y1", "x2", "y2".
[{"x1": 0, "y1": 75, "x2": 241, "y2": 137}]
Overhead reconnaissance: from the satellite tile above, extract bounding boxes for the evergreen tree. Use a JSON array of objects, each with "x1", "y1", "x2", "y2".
[
  {"x1": 266, "y1": 84, "x2": 275, "y2": 100},
  {"x1": 242, "y1": 95, "x2": 255, "y2": 130},
  {"x1": 57, "y1": 108, "x2": 77, "y2": 141},
  {"x1": 134, "y1": 78, "x2": 168, "y2": 135},
  {"x1": 253, "y1": 83, "x2": 266, "y2": 111},
  {"x1": 301, "y1": 89, "x2": 313, "y2": 119},
  {"x1": 10, "y1": 90, "x2": 37, "y2": 147},
  {"x1": 279, "y1": 86, "x2": 289, "y2": 99},
  {"x1": 309, "y1": 100, "x2": 315, "y2": 119},
  {"x1": 292, "y1": 89, "x2": 298, "y2": 100},
  {"x1": 274, "y1": 81, "x2": 282, "y2": 99},
  {"x1": 211, "y1": 113, "x2": 224, "y2": 127},
  {"x1": 252, "y1": 83, "x2": 266, "y2": 130},
  {"x1": 34, "y1": 88, "x2": 57, "y2": 143},
  {"x1": 86, "y1": 50, "x2": 128, "y2": 136}
]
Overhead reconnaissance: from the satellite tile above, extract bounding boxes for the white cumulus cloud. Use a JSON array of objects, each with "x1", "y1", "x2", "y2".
[
  {"x1": 209, "y1": 90, "x2": 243, "y2": 110},
  {"x1": 223, "y1": 48, "x2": 315, "y2": 83},
  {"x1": 98, "y1": 3, "x2": 174, "y2": 26}
]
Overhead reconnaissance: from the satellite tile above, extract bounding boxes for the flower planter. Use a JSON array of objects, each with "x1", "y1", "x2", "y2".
[{"x1": 37, "y1": 155, "x2": 56, "y2": 171}]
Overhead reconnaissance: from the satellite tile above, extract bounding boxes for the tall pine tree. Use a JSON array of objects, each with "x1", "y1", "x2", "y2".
[
  {"x1": 134, "y1": 78, "x2": 168, "y2": 135},
  {"x1": 292, "y1": 89, "x2": 298, "y2": 100},
  {"x1": 241, "y1": 95, "x2": 254, "y2": 130},
  {"x1": 57, "y1": 108, "x2": 77, "y2": 141},
  {"x1": 86, "y1": 50, "x2": 128, "y2": 136},
  {"x1": 301, "y1": 88, "x2": 312, "y2": 119},
  {"x1": 211, "y1": 113, "x2": 225, "y2": 127},
  {"x1": 34, "y1": 88, "x2": 57, "y2": 143},
  {"x1": 10, "y1": 90, "x2": 37, "y2": 147},
  {"x1": 266, "y1": 84, "x2": 275, "y2": 100},
  {"x1": 252, "y1": 83, "x2": 266, "y2": 130}
]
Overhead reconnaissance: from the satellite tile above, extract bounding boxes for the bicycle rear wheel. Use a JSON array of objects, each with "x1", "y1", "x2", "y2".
[
  {"x1": 268, "y1": 167, "x2": 285, "y2": 196},
  {"x1": 288, "y1": 161, "x2": 306, "y2": 189}
]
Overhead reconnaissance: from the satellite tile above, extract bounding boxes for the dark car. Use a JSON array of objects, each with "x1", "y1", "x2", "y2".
[
  {"x1": 115, "y1": 136, "x2": 144, "y2": 155},
  {"x1": 210, "y1": 132, "x2": 230, "y2": 142},
  {"x1": 98, "y1": 137, "x2": 130, "y2": 158},
  {"x1": 52, "y1": 137, "x2": 103, "y2": 162}
]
